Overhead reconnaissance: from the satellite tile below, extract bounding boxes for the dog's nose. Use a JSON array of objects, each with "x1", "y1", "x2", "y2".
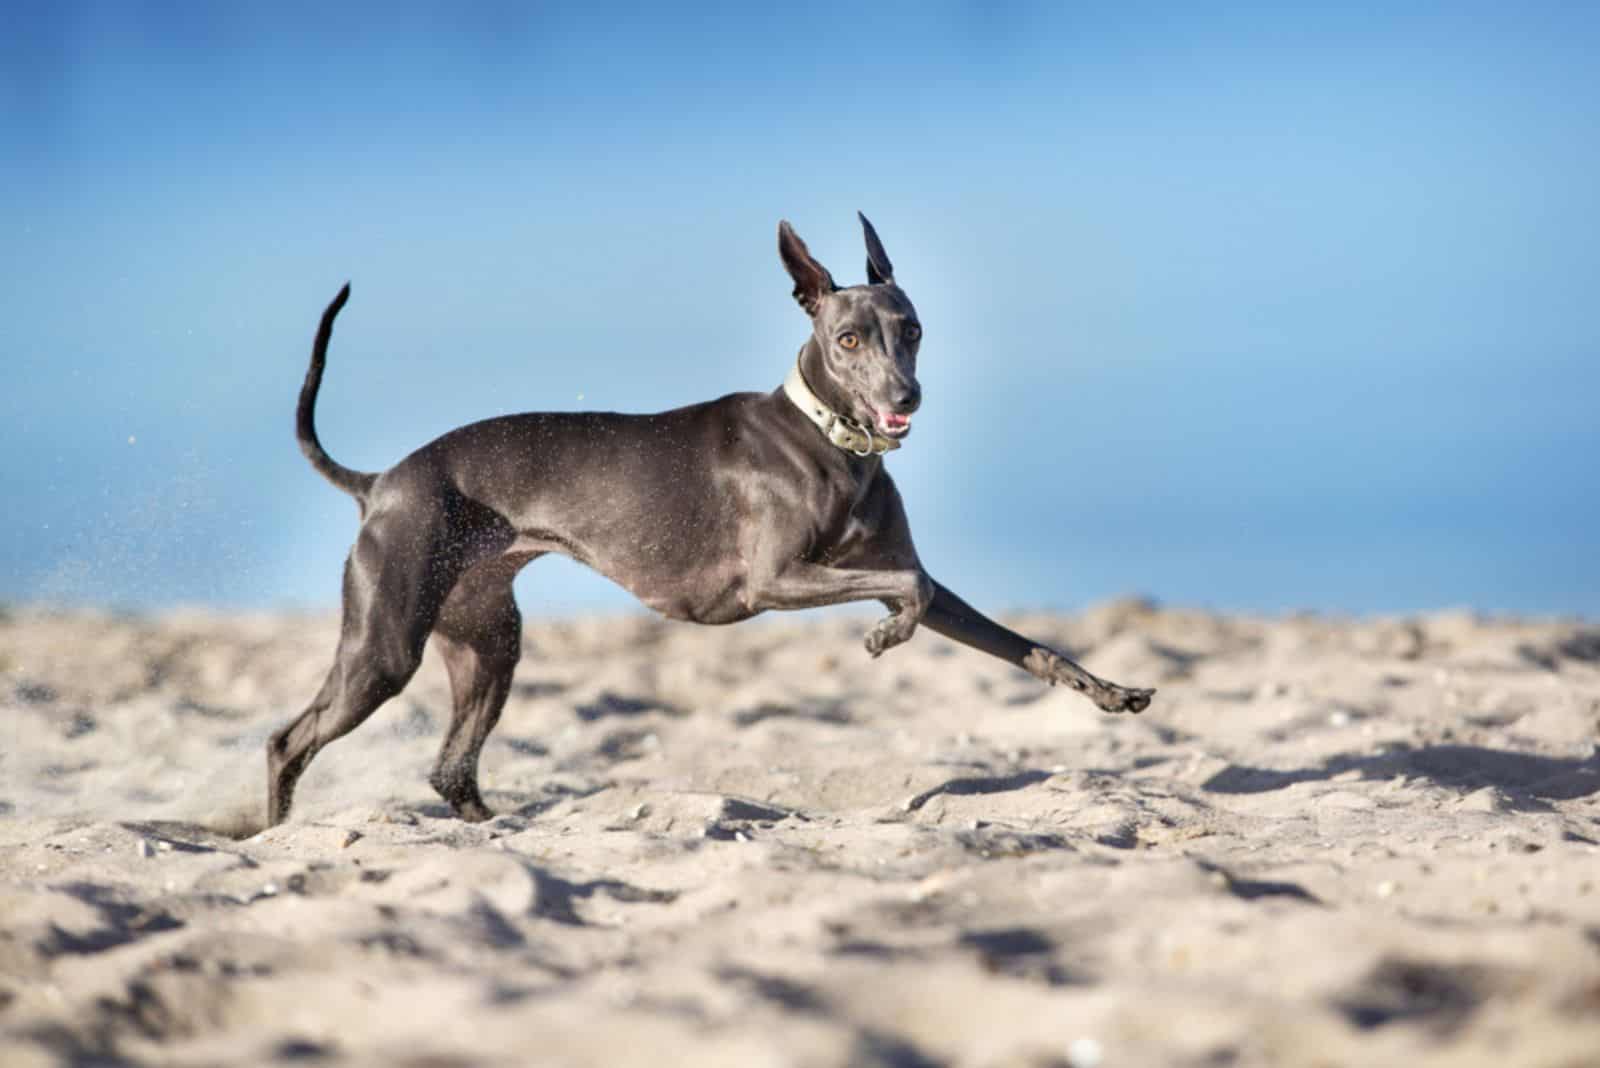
[{"x1": 892, "y1": 383, "x2": 921, "y2": 413}]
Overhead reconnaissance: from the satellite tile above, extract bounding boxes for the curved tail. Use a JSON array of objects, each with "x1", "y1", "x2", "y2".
[{"x1": 297, "y1": 283, "x2": 377, "y2": 505}]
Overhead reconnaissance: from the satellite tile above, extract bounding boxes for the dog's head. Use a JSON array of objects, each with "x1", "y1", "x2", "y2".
[{"x1": 779, "y1": 214, "x2": 922, "y2": 441}]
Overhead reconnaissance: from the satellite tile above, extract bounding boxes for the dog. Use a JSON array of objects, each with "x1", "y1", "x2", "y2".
[{"x1": 269, "y1": 214, "x2": 1153, "y2": 824}]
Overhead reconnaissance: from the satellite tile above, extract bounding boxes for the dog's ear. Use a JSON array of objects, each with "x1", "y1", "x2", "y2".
[
  {"x1": 778, "y1": 220, "x2": 837, "y2": 316},
  {"x1": 858, "y1": 211, "x2": 894, "y2": 286}
]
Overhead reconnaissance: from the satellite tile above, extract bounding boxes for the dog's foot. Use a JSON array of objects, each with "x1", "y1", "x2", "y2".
[
  {"x1": 455, "y1": 800, "x2": 495, "y2": 823},
  {"x1": 430, "y1": 767, "x2": 496, "y2": 822},
  {"x1": 865, "y1": 613, "x2": 918, "y2": 658},
  {"x1": 1099, "y1": 685, "x2": 1155, "y2": 715},
  {"x1": 1023, "y1": 647, "x2": 1154, "y2": 714}
]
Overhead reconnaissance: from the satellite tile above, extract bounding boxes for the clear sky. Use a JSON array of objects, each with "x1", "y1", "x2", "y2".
[{"x1": 4, "y1": 3, "x2": 1597, "y2": 617}]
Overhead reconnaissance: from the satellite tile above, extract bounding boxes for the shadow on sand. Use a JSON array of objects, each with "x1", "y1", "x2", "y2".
[{"x1": 1203, "y1": 743, "x2": 1600, "y2": 810}]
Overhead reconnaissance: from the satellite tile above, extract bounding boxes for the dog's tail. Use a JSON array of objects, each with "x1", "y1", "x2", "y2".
[{"x1": 297, "y1": 283, "x2": 377, "y2": 505}]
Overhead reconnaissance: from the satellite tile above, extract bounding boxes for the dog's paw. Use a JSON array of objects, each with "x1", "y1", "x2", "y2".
[
  {"x1": 1023, "y1": 647, "x2": 1153, "y2": 714},
  {"x1": 864, "y1": 614, "x2": 917, "y2": 658},
  {"x1": 1099, "y1": 686, "x2": 1155, "y2": 715}
]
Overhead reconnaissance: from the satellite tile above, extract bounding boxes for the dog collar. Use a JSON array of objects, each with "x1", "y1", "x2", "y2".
[{"x1": 781, "y1": 362, "x2": 902, "y2": 456}]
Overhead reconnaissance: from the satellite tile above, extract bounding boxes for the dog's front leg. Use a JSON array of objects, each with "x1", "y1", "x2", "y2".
[
  {"x1": 747, "y1": 562, "x2": 933, "y2": 657},
  {"x1": 922, "y1": 580, "x2": 1154, "y2": 713}
]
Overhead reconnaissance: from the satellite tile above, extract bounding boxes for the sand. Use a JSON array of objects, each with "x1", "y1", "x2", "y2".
[{"x1": 2, "y1": 599, "x2": 1598, "y2": 1067}]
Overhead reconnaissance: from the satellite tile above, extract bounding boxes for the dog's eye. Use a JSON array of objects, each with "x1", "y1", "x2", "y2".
[
  {"x1": 838, "y1": 332, "x2": 859, "y2": 350},
  {"x1": 904, "y1": 323, "x2": 921, "y2": 342}
]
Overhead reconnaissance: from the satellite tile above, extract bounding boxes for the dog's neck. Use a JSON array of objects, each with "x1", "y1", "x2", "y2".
[{"x1": 784, "y1": 338, "x2": 901, "y2": 456}]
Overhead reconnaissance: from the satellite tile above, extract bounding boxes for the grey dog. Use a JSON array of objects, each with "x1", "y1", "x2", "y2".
[{"x1": 269, "y1": 214, "x2": 1153, "y2": 825}]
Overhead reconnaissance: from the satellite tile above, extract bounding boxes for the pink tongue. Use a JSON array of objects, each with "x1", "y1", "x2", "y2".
[{"x1": 879, "y1": 412, "x2": 911, "y2": 430}]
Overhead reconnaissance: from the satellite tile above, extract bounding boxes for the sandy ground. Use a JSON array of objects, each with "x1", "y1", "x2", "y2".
[{"x1": 2, "y1": 599, "x2": 1598, "y2": 1067}]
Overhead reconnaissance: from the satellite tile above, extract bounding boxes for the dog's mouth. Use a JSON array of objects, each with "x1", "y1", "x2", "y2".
[{"x1": 875, "y1": 410, "x2": 913, "y2": 438}]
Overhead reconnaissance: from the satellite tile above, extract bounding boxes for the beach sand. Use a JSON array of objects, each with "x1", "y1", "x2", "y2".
[{"x1": 3, "y1": 600, "x2": 1598, "y2": 1066}]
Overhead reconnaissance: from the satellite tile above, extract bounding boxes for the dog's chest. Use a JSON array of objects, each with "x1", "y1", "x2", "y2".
[
  {"x1": 808, "y1": 471, "x2": 886, "y2": 566},
  {"x1": 814, "y1": 515, "x2": 876, "y2": 567}
]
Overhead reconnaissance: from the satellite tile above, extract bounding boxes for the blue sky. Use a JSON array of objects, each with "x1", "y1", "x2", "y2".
[{"x1": 3, "y1": 3, "x2": 1597, "y2": 617}]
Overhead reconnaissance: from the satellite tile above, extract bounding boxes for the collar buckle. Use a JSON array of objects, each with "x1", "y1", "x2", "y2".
[{"x1": 826, "y1": 414, "x2": 877, "y2": 457}]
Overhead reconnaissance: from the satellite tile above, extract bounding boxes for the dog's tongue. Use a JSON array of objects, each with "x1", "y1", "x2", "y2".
[{"x1": 878, "y1": 411, "x2": 912, "y2": 432}]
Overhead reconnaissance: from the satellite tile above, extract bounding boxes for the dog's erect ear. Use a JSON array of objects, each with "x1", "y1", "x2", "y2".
[
  {"x1": 778, "y1": 220, "x2": 837, "y2": 316},
  {"x1": 858, "y1": 211, "x2": 894, "y2": 286}
]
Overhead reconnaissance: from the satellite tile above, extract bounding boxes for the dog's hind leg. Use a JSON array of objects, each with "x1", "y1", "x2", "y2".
[
  {"x1": 427, "y1": 556, "x2": 529, "y2": 822},
  {"x1": 267, "y1": 511, "x2": 460, "y2": 825}
]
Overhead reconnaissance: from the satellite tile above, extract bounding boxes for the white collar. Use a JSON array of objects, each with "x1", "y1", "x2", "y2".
[{"x1": 781, "y1": 362, "x2": 902, "y2": 456}]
